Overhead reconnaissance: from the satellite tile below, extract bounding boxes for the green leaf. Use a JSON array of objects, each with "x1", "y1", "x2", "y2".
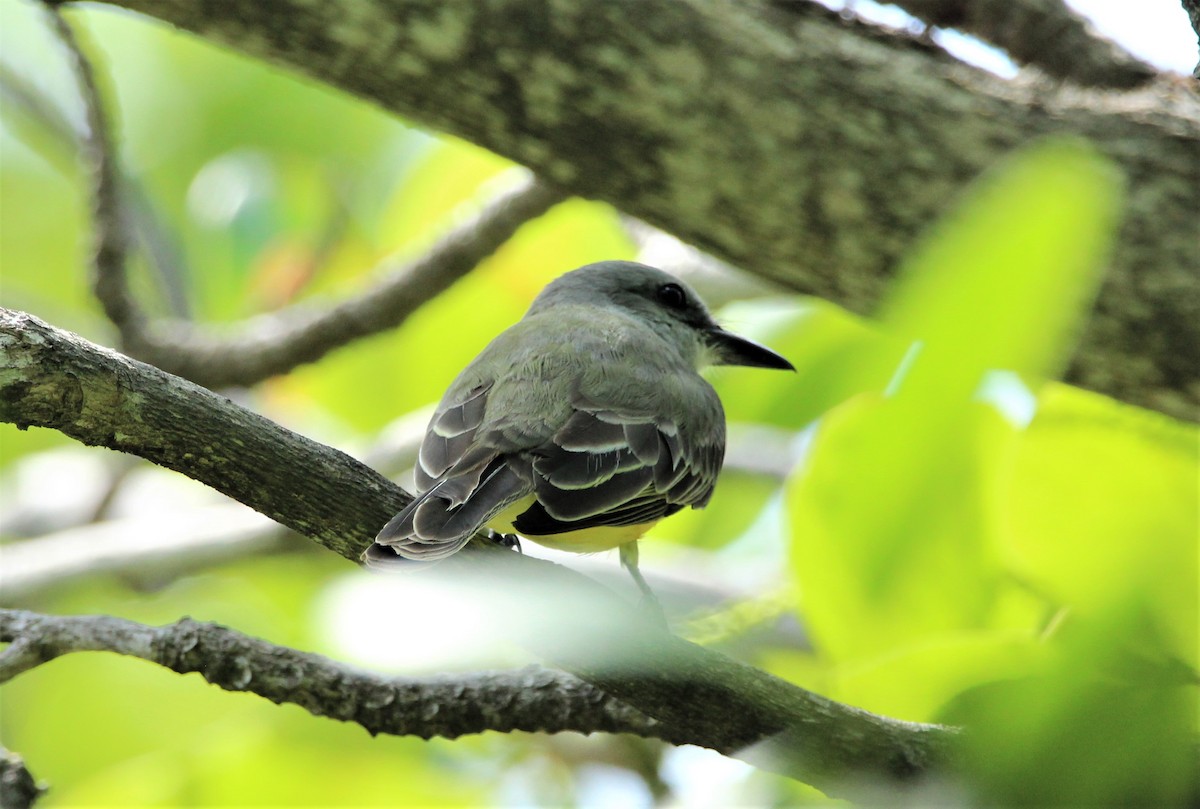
[
  {"x1": 940, "y1": 596, "x2": 1198, "y2": 807},
  {"x1": 786, "y1": 394, "x2": 1018, "y2": 661},
  {"x1": 786, "y1": 138, "x2": 1124, "y2": 665},
  {"x1": 879, "y1": 137, "x2": 1124, "y2": 400},
  {"x1": 1005, "y1": 384, "x2": 1199, "y2": 667}
]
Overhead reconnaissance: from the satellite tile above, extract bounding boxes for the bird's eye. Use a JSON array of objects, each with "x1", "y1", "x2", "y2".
[{"x1": 656, "y1": 283, "x2": 686, "y2": 309}]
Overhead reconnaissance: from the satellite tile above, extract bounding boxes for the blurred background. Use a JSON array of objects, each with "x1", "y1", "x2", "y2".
[{"x1": 1, "y1": 0, "x2": 1196, "y2": 806}]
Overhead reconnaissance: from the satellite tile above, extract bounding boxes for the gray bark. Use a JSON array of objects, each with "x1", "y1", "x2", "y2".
[
  {"x1": 87, "y1": 0, "x2": 1200, "y2": 421},
  {"x1": 0, "y1": 610, "x2": 667, "y2": 743},
  {"x1": 0, "y1": 309, "x2": 405, "y2": 560}
]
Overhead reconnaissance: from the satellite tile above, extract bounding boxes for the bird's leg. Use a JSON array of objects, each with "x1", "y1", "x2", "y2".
[
  {"x1": 487, "y1": 529, "x2": 522, "y2": 553},
  {"x1": 619, "y1": 542, "x2": 667, "y2": 627}
]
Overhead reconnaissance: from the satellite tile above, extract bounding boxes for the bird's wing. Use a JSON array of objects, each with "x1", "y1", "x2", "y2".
[{"x1": 511, "y1": 384, "x2": 726, "y2": 536}]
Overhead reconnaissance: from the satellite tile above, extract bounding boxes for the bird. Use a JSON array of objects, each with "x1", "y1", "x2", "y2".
[{"x1": 362, "y1": 260, "x2": 793, "y2": 607}]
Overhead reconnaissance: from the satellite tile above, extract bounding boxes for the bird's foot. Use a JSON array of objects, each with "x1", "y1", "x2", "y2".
[{"x1": 487, "y1": 530, "x2": 522, "y2": 553}]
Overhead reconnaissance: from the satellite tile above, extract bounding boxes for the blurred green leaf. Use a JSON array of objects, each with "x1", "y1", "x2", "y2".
[
  {"x1": 711, "y1": 298, "x2": 905, "y2": 430},
  {"x1": 1006, "y1": 384, "x2": 1199, "y2": 667},
  {"x1": 786, "y1": 137, "x2": 1124, "y2": 655},
  {"x1": 650, "y1": 469, "x2": 779, "y2": 550},
  {"x1": 787, "y1": 395, "x2": 1019, "y2": 663},
  {"x1": 940, "y1": 596, "x2": 1198, "y2": 807},
  {"x1": 879, "y1": 137, "x2": 1123, "y2": 400},
  {"x1": 833, "y1": 631, "x2": 1041, "y2": 721}
]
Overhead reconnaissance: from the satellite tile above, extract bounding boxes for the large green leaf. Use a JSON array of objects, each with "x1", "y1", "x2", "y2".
[
  {"x1": 787, "y1": 138, "x2": 1124, "y2": 666},
  {"x1": 878, "y1": 137, "x2": 1123, "y2": 399}
]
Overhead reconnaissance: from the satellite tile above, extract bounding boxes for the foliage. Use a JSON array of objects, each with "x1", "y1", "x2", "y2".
[{"x1": 1, "y1": 4, "x2": 1195, "y2": 806}]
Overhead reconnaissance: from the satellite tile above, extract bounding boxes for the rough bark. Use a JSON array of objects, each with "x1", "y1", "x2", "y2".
[
  {"x1": 0, "y1": 309, "x2": 405, "y2": 560},
  {"x1": 0, "y1": 610, "x2": 668, "y2": 743},
  {"x1": 84, "y1": 0, "x2": 1200, "y2": 421}
]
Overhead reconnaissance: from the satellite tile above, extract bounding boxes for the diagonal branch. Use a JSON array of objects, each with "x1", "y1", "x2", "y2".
[
  {"x1": 44, "y1": 5, "x2": 138, "y2": 330},
  {"x1": 883, "y1": 0, "x2": 1157, "y2": 87},
  {"x1": 131, "y1": 176, "x2": 564, "y2": 387},
  {"x1": 46, "y1": 5, "x2": 566, "y2": 389},
  {"x1": 0, "y1": 307, "x2": 403, "y2": 561},
  {"x1": 0, "y1": 307, "x2": 958, "y2": 796},
  {"x1": 0, "y1": 609, "x2": 668, "y2": 742}
]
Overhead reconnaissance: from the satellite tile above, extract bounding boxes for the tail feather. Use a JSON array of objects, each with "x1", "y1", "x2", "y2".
[{"x1": 363, "y1": 456, "x2": 530, "y2": 568}]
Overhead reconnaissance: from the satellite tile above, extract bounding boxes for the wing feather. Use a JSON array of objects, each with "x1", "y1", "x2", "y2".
[
  {"x1": 416, "y1": 382, "x2": 492, "y2": 490},
  {"x1": 520, "y1": 391, "x2": 724, "y2": 530}
]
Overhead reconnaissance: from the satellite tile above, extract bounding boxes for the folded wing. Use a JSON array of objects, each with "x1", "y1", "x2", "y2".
[{"x1": 364, "y1": 357, "x2": 726, "y2": 567}]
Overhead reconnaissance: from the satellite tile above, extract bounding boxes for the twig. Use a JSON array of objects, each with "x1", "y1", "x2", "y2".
[
  {"x1": 0, "y1": 59, "x2": 79, "y2": 174},
  {"x1": 0, "y1": 608, "x2": 666, "y2": 742},
  {"x1": 135, "y1": 175, "x2": 565, "y2": 387},
  {"x1": 876, "y1": 0, "x2": 1158, "y2": 87},
  {"x1": 0, "y1": 504, "x2": 291, "y2": 604},
  {"x1": 44, "y1": 5, "x2": 140, "y2": 332},
  {"x1": 45, "y1": 6, "x2": 566, "y2": 389},
  {"x1": 1, "y1": 46, "x2": 192, "y2": 320}
]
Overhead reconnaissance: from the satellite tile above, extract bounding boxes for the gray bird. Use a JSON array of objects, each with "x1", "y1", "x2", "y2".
[{"x1": 363, "y1": 261, "x2": 793, "y2": 602}]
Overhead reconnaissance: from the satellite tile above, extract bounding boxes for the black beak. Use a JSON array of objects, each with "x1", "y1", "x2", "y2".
[{"x1": 707, "y1": 328, "x2": 795, "y2": 371}]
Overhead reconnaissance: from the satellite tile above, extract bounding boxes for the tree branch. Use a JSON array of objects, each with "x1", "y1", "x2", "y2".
[
  {"x1": 131, "y1": 175, "x2": 564, "y2": 387},
  {"x1": 46, "y1": 6, "x2": 567, "y2": 389},
  {"x1": 82, "y1": 0, "x2": 1200, "y2": 421},
  {"x1": 1184, "y1": 0, "x2": 1200, "y2": 77},
  {"x1": 0, "y1": 308, "x2": 403, "y2": 561},
  {"x1": 883, "y1": 0, "x2": 1157, "y2": 88},
  {"x1": 0, "y1": 609, "x2": 670, "y2": 742},
  {"x1": 42, "y1": 5, "x2": 139, "y2": 331},
  {"x1": 0, "y1": 308, "x2": 957, "y2": 796},
  {"x1": 0, "y1": 505, "x2": 291, "y2": 604},
  {"x1": 0, "y1": 746, "x2": 43, "y2": 809}
]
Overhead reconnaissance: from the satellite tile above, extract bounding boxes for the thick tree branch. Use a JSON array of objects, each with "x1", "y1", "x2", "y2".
[
  {"x1": 885, "y1": 0, "x2": 1157, "y2": 88},
  {"x1": 83, "y1": 0, "x2": 1200, "y2": 421},
  {"x1": 0, "y1": 308, "x2": 956, "y2": 796},
  {"x1": 0, "y1": 609, "x2": 669, "y2": 742},
  {"x1": 46, "y1": 6, "x2": 566, "y2": 389},
  {"x1": 0, "y1": 308, "x2": 403, "y2": 560}
]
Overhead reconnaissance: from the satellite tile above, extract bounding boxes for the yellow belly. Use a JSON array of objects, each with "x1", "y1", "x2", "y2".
[{"x1": 487, "y1": 495, "x2": 656, "y2": 553}]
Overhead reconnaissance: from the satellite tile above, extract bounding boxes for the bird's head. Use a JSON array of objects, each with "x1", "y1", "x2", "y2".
[{"x1": 529, "y1": 261, "x2": 794, "y2": 372}]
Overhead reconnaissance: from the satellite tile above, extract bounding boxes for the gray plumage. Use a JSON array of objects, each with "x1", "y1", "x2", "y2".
[{"x1": 364, "y1": 260, "x2": 792, "y2": 569}]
